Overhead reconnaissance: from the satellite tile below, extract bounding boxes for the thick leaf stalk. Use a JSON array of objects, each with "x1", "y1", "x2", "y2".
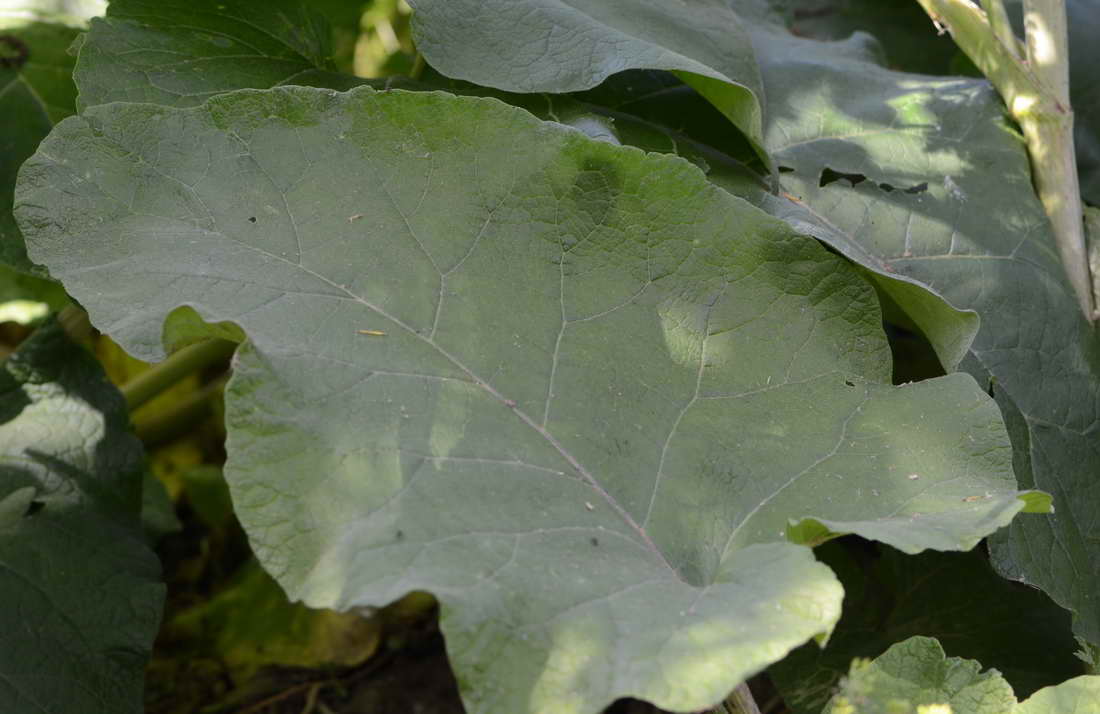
[
  {"x1": 916, "y1": 0, "x2": 1096, "y2": 322},
  {"x1": 724, "y1": 684, "x2": 762, "y2": 714},
  {"x1": 121, "y1": 338, "x2": 237, "y2": 411}
]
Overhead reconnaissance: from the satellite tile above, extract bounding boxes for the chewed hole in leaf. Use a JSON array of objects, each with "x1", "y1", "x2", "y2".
[
  {"x1": 819, "y1": 167, "x2": 929, "y2": 195},
  {"x1": 878, "y1": 181, "x2": 929, "y2": 194},
  {"x1": 820, "y1": 167, "x2": 866, "y2": 188}
]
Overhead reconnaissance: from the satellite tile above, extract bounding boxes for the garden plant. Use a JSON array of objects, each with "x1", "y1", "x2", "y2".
[{"x1": 3, "y1": 0, "x2": 1100, "y2": 712}]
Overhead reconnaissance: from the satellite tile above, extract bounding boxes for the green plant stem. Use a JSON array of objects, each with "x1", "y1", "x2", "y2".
[
  {"x1": 1024, "y1": 0, "x2": 1071, "y2": 104},
  {"x1": 985, "y1": 0, "x2": 1023, "y2": 57},
  {"x1": 57, "y1": 304, "x2": 92, "y2": 343},
  {"x1": 133, "y1": 375, "x2": 227, "y2": 447},
  {"x1": 410, "y1": 51, "x2": 425, "y2": 80},
  {"x1": 915, "y1": 0, "x2": 1095, "y2": 322},
  {"x1": 724, "y1": 683, "x2": 762, "y2": 714},
  {"x1": 121, "y1": 338, "x2": 236, "y2": 411},
  {"x1": 702, "y1": 683, "x2": 761, "y2": 714}
]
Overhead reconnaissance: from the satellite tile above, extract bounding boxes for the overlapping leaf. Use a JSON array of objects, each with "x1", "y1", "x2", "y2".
[
  {"x1": 14, "y1": 85, "x2": 1043, "y2": 712},
  {"x1": 827, "y1": 636, "x2": 1100, "y2": 714},
  {"x1": 0, "y1": 321, "x2": 163, "y2": 714},
  {"x1": 72, "y1": 0, "x2": 359, "y2": 110},
  {"x1": 407, "y1": 0, "x2": 769, "y2": 166},
  {"x1": 770, "y1": 543, "x2": 1080, "y2": 714},
  {"x1": 67, "y1": 0, "x2": 983, "y2": 381},
  {"x1": 739, "y1": 10, "x2": 1100, "y2": 644},
  {"x1": 775, "y1": 0, "x2": 1100, "y2": 213},
  {"x1": 401, "y1": 0, "x2": 982, "y2": 377},
  {"x1": 764, "y1": 0, "x2": 962, "y2": 75},
  {"x1": 1, "y1": 20, "x2": 78, "y2": 275}
]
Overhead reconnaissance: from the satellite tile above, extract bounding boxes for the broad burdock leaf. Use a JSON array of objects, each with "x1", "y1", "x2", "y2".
[
  {"x1": 0, "y1": 21, "x2": 78, "y2": 275},
  {"x1": 0, "y1": 321, "x2": 163, "y2": 714},
  {"x1": 65, "y1": 0, "x2": 983, "y2": 380},
  {"x1": 827, "y1": 636, "x2": 1017, "y2": 714},
  {"x1": 72, "y1": 0, "x2": 360, "y2": 110},
  {"x1": 764, "y1": 0, "x2": 961, "y2": 75},
  {"x1": 828, "y1": 636, "x2": 1100, "y2": 714},
  {"x1": 16, "y1": 86, "x2": 1042, "y2": 713},
  {"x1": 776, "y1": 0, "x2": 1100, "y2": 207},
  {"x1": 744, "y1": 12, "x2": 1100, "y2": 644},
  {"x1": 1017, "y1": 676, "x2": 1100, "y2": 714},
  {"x1": 407, "y1": 0, "x2": 769, "y2": 167}
]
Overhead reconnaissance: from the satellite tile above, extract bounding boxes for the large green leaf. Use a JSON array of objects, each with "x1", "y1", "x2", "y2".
[
  {"x1": 741, "y1": 11, "x2": 1100, "y2": 644},
  {"x1": 407, "y1": 0, "x2": 769, "y2": 168},
  {"x1": 0, "y1": 321, "x2": 163, "y2": 713},
  {"x1": 0, "y1": 20, "x2": 78, "y2": 275},
  {"x1": 71, "y1": 0, "x2": 360, "y2": 110},
  {"x1": 763, "y1": 0, "x2": 961, "y2": 75},
  {"x1": 1017, "y1": 676, "x2": 1100, "y2": 714},
  {"x1": 772, "y1": 0, "x2": 1100, "y2": 207},
  {"x1": 769, "y1": 542, "x2": 1081, "y2": 714},
  {"x1": 828, "y1": 636, "x2": 1100, "y2": 714},
  {"x1": 827, "y1": 636, "x2": 1017, "y2": 714},
  {"x1": 15, "y1": 84, "x2": 1043, "y2": 713},
  {"x1": 66, "y1": 0, "x2": 983, "y2": 381}
]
